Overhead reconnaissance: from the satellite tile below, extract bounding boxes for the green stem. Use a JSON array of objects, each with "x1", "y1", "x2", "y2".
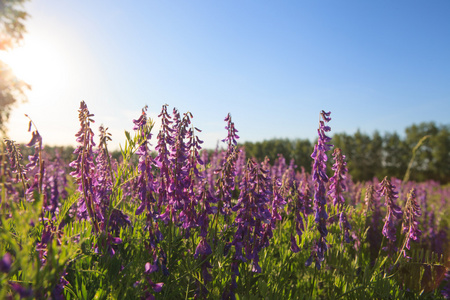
[{"x1": 310, "y1": 266, "x2": 317, "y2": 298}]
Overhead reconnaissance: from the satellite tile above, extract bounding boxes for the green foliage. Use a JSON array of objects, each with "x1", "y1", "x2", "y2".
[{"x1": 0, "y1": 195, "x2": 82, "y2": 299}]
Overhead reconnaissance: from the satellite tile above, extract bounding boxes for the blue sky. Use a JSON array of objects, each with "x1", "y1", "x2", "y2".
[{"x1": 3, "y1": 0, "x2": 450, "y2": 150}]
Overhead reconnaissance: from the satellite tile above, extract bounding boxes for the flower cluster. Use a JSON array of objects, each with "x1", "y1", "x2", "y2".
[
  {"x1": 69, "y1": 101, "x2": 99, "y2": 229},
  {"x1": 378, "y1": 176, "x2": 403, "y2": 253},
  {"x1": 328, "y1": 148, "x2": 347, "y2": 210},
  {"x1": 134, "y1": 106, "x2": 157, "y2": 219},
  {"x1": 364, "y1": 184, "x2": 383, "y2": 263},
  {"x1": 402, "y1": 188, "x2": 421, "y2": 253},
  {"x1": 216, "y1": 113, "x2": 240, "y2": 216},
  {"x1": 308, "y1": 110, "x2": 332, "y2": 269}
]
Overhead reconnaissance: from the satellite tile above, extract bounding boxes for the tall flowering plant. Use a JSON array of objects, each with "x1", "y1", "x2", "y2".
[
  {"x1": 328, "y1": 147, "x2": 351, "y2": 242},
  {"x1": 131, "y1": 106, "x2": 165, "y2": 298},
  {"x1": 328, "y1": 148, "x2": 347, "y2": 210},
  {"x1": 154, "y1": 104, "x2": 173, "y2": 212},
  {"x1": 401, "y1": 188, "x2": 421, "y2": 255},
  {"x1": 216, "y1": 113, "x2": 240, "y2": 216},
  {"x1": 133, "y1": 106, "x2": 157, "y2": 219},
  {"x1": 3, "y1": 139, "x2": 29, "y2": 201},
  {"x1": 24, "y1": 115, "x2": 44, "y2": 200},
  {"x1": 172, "y1": 111, "x2": 200, "y2": 234},
  {"x1": 364, "y1": 184, "x2": 383, "y2": 263},
  {"x1": 378, "y1": 176, "x2": 403, "y2": 254},
  {"x1": 307, "y1": 110, "x2": 332, "y2": 269},
  {"x1": 69, "y1": 101, "x2": 100, "y2": 232},
  {"x1": 223, "y1": 159, "x2": 273, "y2": 299}
]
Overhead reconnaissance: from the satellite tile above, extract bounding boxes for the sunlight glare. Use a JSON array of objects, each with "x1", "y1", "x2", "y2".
[{"x1": 0, "y1": 34, "x2": 69, "y2": 90}]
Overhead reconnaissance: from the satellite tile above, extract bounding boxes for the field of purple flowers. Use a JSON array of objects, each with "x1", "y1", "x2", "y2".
[{"x1": 1, "y1": 102, "x2": 450, "y2": 299}]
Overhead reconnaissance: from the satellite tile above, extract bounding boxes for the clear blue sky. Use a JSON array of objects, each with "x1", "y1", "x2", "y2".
[{"x1": 4, "y1": 0, "x2": 450, "y2": 150}]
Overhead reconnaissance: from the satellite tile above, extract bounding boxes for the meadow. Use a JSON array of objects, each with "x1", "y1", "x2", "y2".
[{"x1": 1, "y1": 101, "x2": 449, "y2": 299}]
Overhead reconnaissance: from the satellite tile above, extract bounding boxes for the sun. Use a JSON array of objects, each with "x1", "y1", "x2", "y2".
[{"x1": 0, "y1": 34, "x2": 69, "y2": 90}]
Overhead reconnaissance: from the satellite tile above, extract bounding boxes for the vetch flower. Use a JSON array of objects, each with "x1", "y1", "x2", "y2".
[
  {"x1": 402, "y1": 188, "x2": 421, "y2": 253},
  {"x1": 308, "y1": 110, "x2": 332, "y2": 269},
  {"x1": 378, "y1": 176, "x2": 403, "y2": 253},
  {"x1": 231, "y1": 159, "x2": 272, "y2": 273},
  {"x1": 194, "y1": 237, "x2": 213, "y2": 259},
  {"x1": 328, "y1": 148, "x2": 347, "y2": 210},
  {"x1": 154, "y1": 104, "x2": 173, "y2": 212},
  {"x1": 364, "y1": 184, "x2": 383, "y2": 263},
  {"x1": 290, "y1": 234, "x2": 301, "y2": 253},
  {"x1": 43, "y1": 150, "x2": 69, "y2": 215},
  {"x1": 69, "y1": 101, "x2": 99, "y2": 231},
  {"x1": 92, "y1": 125, "x2": 114, "y2": 231},
  {"x1": 133, "y1": 106, "x2": 157, "y2": 218},
  {"x1": 9, "y1": 282, "x2": 33, "y2": 298},
  {"x1": 216, "y1": 113, "x2": 240, "y2": 216},
  {"x1": 339, "y1": 211, "x2": 352, "y2": 243},
  {"x1": 4, "y1": 139, "x2": 29, "y2": 199},
  {"x1": 0, "y1": 253, "x2": 13, "y2": 273}
]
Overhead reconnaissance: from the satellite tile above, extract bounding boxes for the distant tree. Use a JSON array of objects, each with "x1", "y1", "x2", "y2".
[
  {"x1": 242, "y1": 138, "x2": 313, "y2": 172},
  {"x1": 292, "y1": 139, "x2": 313, "y2": 172},
  {"x1": 0, "y1": 0, "x2": 30, "y2": 134},
  {"x1": 241, "y1": 123, "x2": 450, "y2": 184},
  {"x1": 431, "y1": 125, "x2": 450, "y2": 183},
  {"x1": 382, "y1": 132, "x2": 409, "y2": 180},
  {"x1": 404, "y1": 122, "x2": 450, "y2": 182},
  {"x1": 333, "y1": 130, "x2": 383, "y2": 182}
]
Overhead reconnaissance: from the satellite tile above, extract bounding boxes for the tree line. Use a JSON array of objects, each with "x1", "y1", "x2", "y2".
[
  {"x1": 242, "y1": 122, "x2": 450, "y2": 184},
  {"x1": 12, "y1": 121, "x2": 450, "y2": 185}
]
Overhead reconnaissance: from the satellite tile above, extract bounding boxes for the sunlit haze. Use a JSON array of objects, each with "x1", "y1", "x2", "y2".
[{"x1": 3, "y1": 0, "x2": 450, "y2": 151}]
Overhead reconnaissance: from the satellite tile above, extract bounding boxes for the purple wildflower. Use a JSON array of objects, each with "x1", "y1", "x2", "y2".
[
  {"x1": 154, "y1": 104, "x2": 173, "y2": 211},
  {"x1": 167, "y1": 108, "x2": 189, "y2": 214},
  {"x1": 51, "y1": 271, "x2": 69, "y2": 300},
  {"x1": 224, "y1": 158, "x2": 274, "y2": 299},
  {"x1": 133, "y1": 106, "x2": 157, "y2": 218},
  {"x1": 216, "y1": 113, "x2": 240, "y2": 216},
  {"x1": 442, "y1": 270, "x2": 450, "y2": 299},
  {"x1": 222, "y1": 113, "x2": 239, "y2": 146},
  {"x1": 157, "y1": 108, "x2": 196, "y2": 233},
  {"x1": 270, "y1": 180, "x2": 286, "y2": 226},
  {"x1": 0, "y1": 148, "x2": 20, "y2": 205},
  {"x1": 194, "y1": 180, "x2": 217, "y2": 293},
  {"x1": 364, "y1": 184, "x2": 383, "y2": 263},
  {"x1": 289, "y1": 182, "x2": 307, "y2": 253},
  {"x1": 308, "y1": 110, "x2": 332, "y2": 269},
  {"x1": 93, "y1": 125, "x2": 113, "y2": 225},
  {"x1": 9, "y1": 282, "x2": 33, "y2": 298},
  {"x1": 401, "y1": 188, "x2": 421, "y2": 253},
  {"x1": 305, "y1": 239, "x2": 328, "y2": 270},
  {"x1": 194, "y1": 237, "x2": 213, "y2": 259},
  {"x1": 328, "y1": 147, "x2": 352, "y2": 244},
  {"x1": 23, "y1": 115, "x2": 46, "y2": 204},
  {"x1": 339, "y1": 211, "x2": 352, "y2": 243},
  {"x1": 290, "y1": 233, "x2": 301, "y2": 253},
  {"x1": 4, "y1": 139, "x2": 29, "y2": 199},
  {"x1": 179, "y1": 117, "x2": 205, "y2": 233},
  {"x1": 378, "y1": 176, "x2": 403, "y2": 253},
  {"x1": 0, "y1": 252, "x2": 13, "y2": 273},
  {"x1": 231, "y1": 159, "x2": 272, "y2": 274},
  {"x1": 328, "y1": 148, "x2": 347, "y2": 210},
  {"x1": 69, "y1": 101, "x2": 99, "y2": 231},
  {"x1": 194, "y1": 236, "x2": 213, "y2": 297},
  {"x1": 43, "y1": 150, "x2": 68, "y2": 215},
  {"x1": 143, "y1": 273, "x2": 164, "y2": 299}
]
